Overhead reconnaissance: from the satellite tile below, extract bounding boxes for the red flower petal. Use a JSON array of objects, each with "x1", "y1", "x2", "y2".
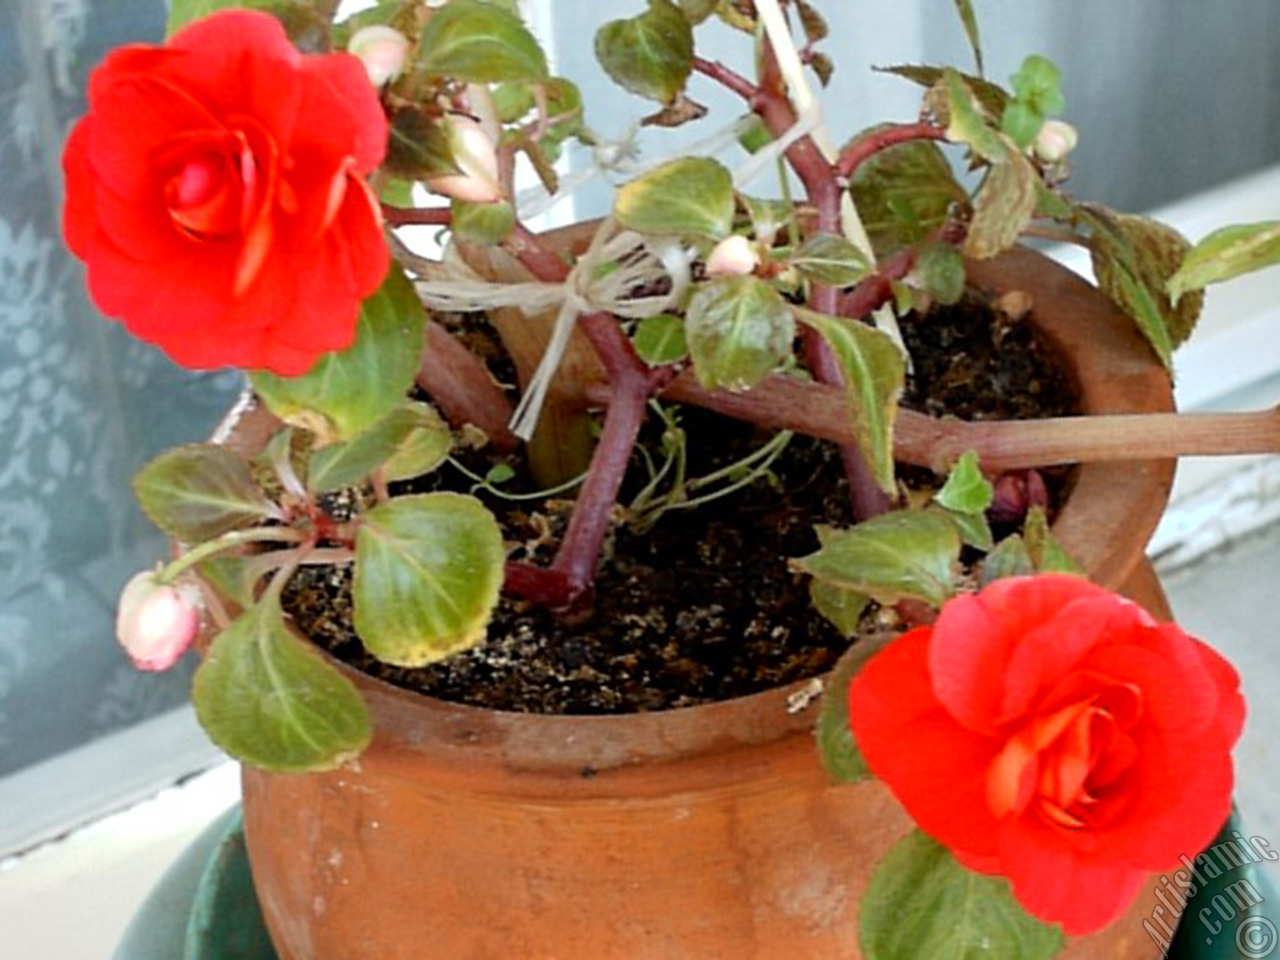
[
  {"x1": 996, "y1": 814, "x2": 1149, "y2": 935},
  {"x1": 850, "y1": 629, "x2": 1004, "y2": 857},
  {"x1": 929, "y1": 575, "x2": 1110, "y2": 735}
]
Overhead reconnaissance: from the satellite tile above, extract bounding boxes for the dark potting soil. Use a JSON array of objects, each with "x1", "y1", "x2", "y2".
[{"x1": 284, "y1": 290, "x2": 1079, "y2": 714}]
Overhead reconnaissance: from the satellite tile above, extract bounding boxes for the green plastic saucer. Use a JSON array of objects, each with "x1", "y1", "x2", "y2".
[{"x1": 112, "y1": 808, "x2": 278, "y2": 960}]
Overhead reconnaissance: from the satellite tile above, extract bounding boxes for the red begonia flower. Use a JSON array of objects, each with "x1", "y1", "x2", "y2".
[
  {"x1": 63, "y1": 11, "x2": 389, "y2": 375},
  {"x1": 849, "y1": 574, "x2": 1244, "y2": 936}
]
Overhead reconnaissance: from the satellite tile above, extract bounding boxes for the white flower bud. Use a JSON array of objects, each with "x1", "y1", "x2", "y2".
[
  {"x1": 1033, "y1": 120, "x2": 1079, "y2": 164},
  {"x1": 116, "y1": 571, "x2": 201, "y2": 672},
  {"x1": 425, "y1": 115, "x2": 503, "y2": 204},
  {"x1": 348, "y1": 25, "x2": 410, "y2": 88},
  {"x1": 705, "y1": 235, "x2": 759, "y2": 278}
]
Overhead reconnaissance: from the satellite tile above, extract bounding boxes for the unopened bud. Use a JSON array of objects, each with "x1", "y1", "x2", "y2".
[
  {"x1": 348, "y1": 25, "x2": 410, "y2": 88},
  {"x1": 425, "y1": 115, "x2": 503, "y2": 204},
  {"x1": 1033, "y1": 120, "x2": 1078, "y2": 164},
  {"x1": 116, "y1": 571, "x2": 201, "y2": 672},
  {"x1": 988, "y1": 469, "x2": 1050, "y2": 525},
  {"x1": 705, "y1": 235, "x2": 759, "y2": 278}
]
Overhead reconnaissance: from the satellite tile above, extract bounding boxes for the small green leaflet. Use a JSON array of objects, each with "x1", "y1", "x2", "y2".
[
  {"x1": 810, "y1": 580, "x2": 870, "y2": 641},
  {"x1": 134, "y1": 445, "x2": 276, "y2": 543},
  {"x1": 594, "y1": 0, "x2": 694, "y2": 105},
  {"x1": 1023, "y1": 506, "x2": 1084, "y2": 574},
  {"x1": 796, "y1": 310, "x2": 905, "y2": 495},
  {"x1": 167, "y1": 0, "x2": 322, "y2": 40},
  {"x1": 793, "y1": 511, "x2": 960, "y2": 608},
  {"x1": 934, "y1": 451, "x2": 993, "y2": 514},
  {"x1": 1168, "y1": 220, "x2": 1280, "y2": 303},
  {"x1": 613, "y1": 157, "x2": 735, "y2": 240},
  {"x1": 353, "y1": 493, "x2": 505, "y2": 666},
  {"x1": 860, "y1": 831, "x2": 1064, "y2": 960},
  {"x1": 632, "y1": 314, "x2": 690, "y2": 365},
  {"x1": 308, "y1": 401, "x2": 451, "y2": 493},
  {"x1": 417, "y1": 0, "x2": 548, "y2": 83},
  {"x1": 685, "y1": 276, "x2": 795, "y2": 392},
  {"x1": 792, "y1": 233, "x2": 872, "y2": 287},
  {"x1": 451, "y1": 199, "x2": 516, "y2": 244},
  {"x1": 848, "y1": 137, "x2": 967, "y2": 255},
  {"x1": 192, "y1": 593, "x2": 372, "y2": 773}
]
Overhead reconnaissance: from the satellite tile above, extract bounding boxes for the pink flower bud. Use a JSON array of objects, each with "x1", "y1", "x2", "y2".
[
  {"x1": 348, "y1": 25, "x2": 410, "y2": 88},
  {"x1": 116, "y1": 571, "x2": 201, "y2": 672},
  {"x1": 1033, "y1": 120, "x2": 1079, "y2": 163},
  {"x1": 705, "y1": 235, "x2": 759, "y2": 278},
  {"x1": 425, "y1": 115, "x2": 503, "y2": 204}
]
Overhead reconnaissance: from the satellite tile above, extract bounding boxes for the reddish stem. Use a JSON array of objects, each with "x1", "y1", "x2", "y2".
[
  {"x1": 500, "y1": 223, "x2": 656, "y2": 597},
  {"x1": 382, "y1": 204, "x2": 452, "y2": 227},
  {"x1": 504, "y1": 561, "x2": 575, "y2": 607},
  {"x1": 550, "y1": 315, "x2": 651, "y2": 593},
  {"x1": 835, "y1": 122, "x2": 948, "y2": 181}
]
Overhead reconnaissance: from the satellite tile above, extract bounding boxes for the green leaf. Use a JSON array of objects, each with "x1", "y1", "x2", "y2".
[
  {"x1": 1009, "y1": 54, "x2": 1065, "y2": 117},
  {"x1": 251, "y1": 268, "x2": 426, "y2": 442},
  {"x1": 814, "y1": 633, "x2": 893, "y2": 784},
  {"x1": 796, "y1": 311, "x2": 905, "y2": 494},
  {"x1": 940, "y1": 69, "x2": 1006, "y2": 162},
  {"x1": 951, "y1": 0, "x2": 984, "y2": 75},
  {"x1": 937, "y1": 507, "x2": 995, "y2": 552},
  {"x1": 678, "y1": 0, "x2": 718, "y2": 24},
  {"x1": 878, "y1": 64, "x2": 1011, "y2": 120},
  {"x1": 384, "y1": 108, "x2": 458, "y2": 181},
  {"x1": 633, "y1": 314, "x2": 690, "y2": 365},
  {"x1": 934, "y1": 450, "x2": 993, "y2": 514},
  {"x1": 1085, "y1": 207, "x2": 1202, "y2": 365},
  {"x1": 382, "y1": 409, "x2": 453, "y2": 483},
  {"x1": 1000, "y1": 100, "x2": 1043, "y2": 150},
  {"x1": 979, "y1": 533, "x2": 1035, "y2": 586},
  {"x1": 809, "y1": 580, "x2": 870, "y2": 640},
  {"x1": 860, "y1": 831, "x2": 1064, "y2": 960},
  {"x1": 450, "y1": 199, "x2": 516, "y2": 244},
  {"x1": 613, "y1": 157, "x2": 735, "y2": 240},
  {"x1": 595, "y1": 0, "x2": 694, "y2": 105},
  {"x1": 485, "y1": 463, "x2": 516, "y2": 485},
  {"x1": 167, "y1": 0, "x2": 327, "y2": 45},
  {"x1": 417, "y1": 0, "x2": 548, "y2": 83},
  {"x1": 849, "y1": 137, "x2": 967, "y2": 255},
  {"x1": 1023, "y1": 506, "x2": 1084, "y2": 574},
  {"x1": 792, "y1": 233, "x2": 872, "y2": 287},
  {"x1": 192, "y1": 594, "x2": 372, "y2": 773},
  {"x1": 134, "y1": 445, "x2": 276, "y2": 543},
  {"x1": 1168, "y1": 220, "x2": 1280, "y2": 302},
  {"x1": 308, "y1": 402, "x2": 449, "y2": 493},
  {"x1": 965, "y1": 149, "x2": 1040, "y2": 260},
  {"x1": 912, "y1": 242, "x2": 966, "y2": 305},
  {"x1": 793, "y1": 511, "x2": 961, "y2": 608},
  {"x1": 196, "y1": 555, "x2": 259, "y2": 610},
  {"x1": 353, "y1": 493, "x2": 505, "y2": 666},
  {"x1": 685, "y1": 276, "x2": 796, "y2": 392}
]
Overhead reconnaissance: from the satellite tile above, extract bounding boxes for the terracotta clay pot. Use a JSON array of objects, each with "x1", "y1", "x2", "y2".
[{"x1": 233, "y1": 246, "x2": 1177, "y2": 959}]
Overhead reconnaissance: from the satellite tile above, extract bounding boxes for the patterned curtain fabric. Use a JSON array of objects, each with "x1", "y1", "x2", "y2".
[{"x1": 0, "y1": 0, "x2": 241, "y2": 777}]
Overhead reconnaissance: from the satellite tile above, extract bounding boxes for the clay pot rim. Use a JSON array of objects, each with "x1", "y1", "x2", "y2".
[{"x1": 213, "y1": 243, "x2": 1174, "y2": 781}]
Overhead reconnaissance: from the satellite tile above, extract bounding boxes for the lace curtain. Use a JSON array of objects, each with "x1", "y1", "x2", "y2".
[{"x1": 0, "y1": 0, "x2": 240, "y2": 777}]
